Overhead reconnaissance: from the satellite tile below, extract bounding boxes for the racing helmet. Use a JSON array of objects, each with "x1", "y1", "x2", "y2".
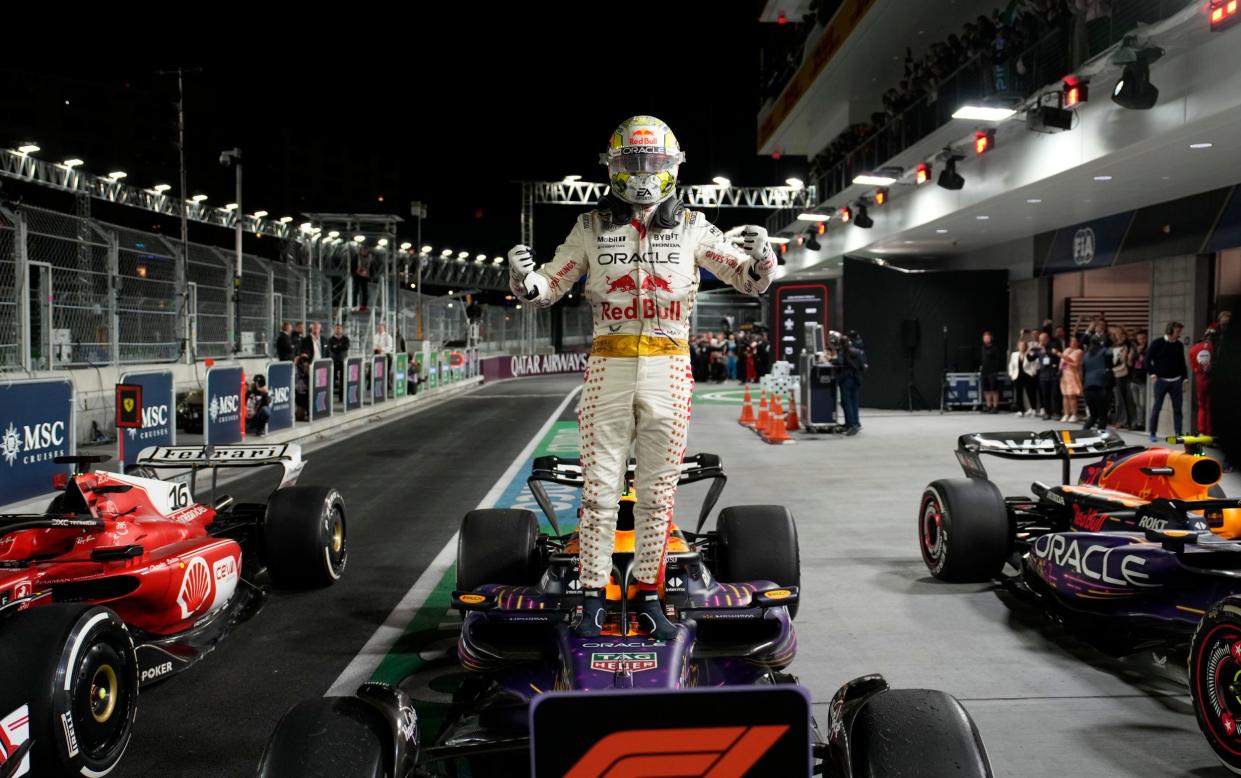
[{"x1": 603, "y1": 115, "x2": 685, "y2": 206}]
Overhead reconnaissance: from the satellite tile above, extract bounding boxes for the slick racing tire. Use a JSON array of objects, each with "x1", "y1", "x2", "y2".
[
  {"x1": 716, "y1": 505, "x2": 800, "y2": 619},
  {"x1": 264, "y1": 486, "x2": 348, "y2": 588},
  {"x1": 456, "y1": 509, "x2": 540, "y2": 591},
  {"x1": 849, "y1": 688, "x2": 992, "y2": 778},
  {"x1": 919, "y1": 479, "x2": 1009, "y2": 583},
  {"x1": 258, "y1": 697, "x2": 388, "y2": 778},
  {"x1": 0, "y1": 604, "x2": 138, "y2": 778},
  {"x1": 1189, "y1": 596, "x2": 1241, "y2": 773}
]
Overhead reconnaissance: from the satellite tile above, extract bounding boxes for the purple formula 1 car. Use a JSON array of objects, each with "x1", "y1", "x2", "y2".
[
  {"x1": 918, "y1": 431, "x2": 1241, "y2": 771},
  {"x1": 259, "y1": 454, "x2": 994, "y2": 777}
]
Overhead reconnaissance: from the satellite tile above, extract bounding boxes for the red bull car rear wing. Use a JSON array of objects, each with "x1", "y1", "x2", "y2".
[{"x1": 956, "y1": 429, "x2": 1142, "y2": 484}]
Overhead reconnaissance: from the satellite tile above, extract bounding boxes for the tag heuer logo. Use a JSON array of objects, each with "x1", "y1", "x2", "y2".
[{"x1": 591, "y1": 652, "x2": 658, "y2": 673}]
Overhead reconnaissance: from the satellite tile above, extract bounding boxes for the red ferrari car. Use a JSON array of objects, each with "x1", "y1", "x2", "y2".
[{"x1": 0, "y1": 443, "x2": 347, "y2": 778}]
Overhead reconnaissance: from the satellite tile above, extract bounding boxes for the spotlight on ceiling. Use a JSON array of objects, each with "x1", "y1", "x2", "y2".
[
  {"x1": 937, "y1": 155, "x2": 965, "y2": 190},
  {"x1": 1111, "y1": 44, "x2": 1164, "y2": 110},
  {"x1": 915, "y1": 163, "x2": 931, "y2": 185},
  {"x1": 853, "y1": 203, "x2": 874, "y2": 229}
]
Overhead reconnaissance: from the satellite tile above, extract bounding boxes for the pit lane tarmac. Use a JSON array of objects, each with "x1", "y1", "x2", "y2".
[{"x1": 111, "y1": 374, "x2": 582, "y2": 778}]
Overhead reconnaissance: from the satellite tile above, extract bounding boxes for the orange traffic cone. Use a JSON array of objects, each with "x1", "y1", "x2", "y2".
[
  {"x1": 786, "y1": 392, "x2": 800, "y2": 432},
  {"x1": 762, "y1": 394, "x2": 781, "y2": 439},
  {"x1": 756, "y1": 391, "x2": 770, "y2": 436},
  {"x1": 766, "y1": 395, "x2": 792, "y2": 444},
  {"x1": 738, "y1": 385, "x2": 756, "y2": 427}
]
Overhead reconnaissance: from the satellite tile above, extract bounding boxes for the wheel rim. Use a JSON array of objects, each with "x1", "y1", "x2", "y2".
[
  {"x1": 89, "y1": 664, "x2": 118, "y2": 723},
  {"x1": 1194, "y1": 622, "x2": 1241, "y2": 758},
  {"x1": 72, "y1": 642, "x2": 131, "y2": 760},
  {"x1": 920, "y1": 494, "x2": 946, "y2": 568},
  {"x1": 323, "y1": 503, "x2": 347, "y2": 576}
]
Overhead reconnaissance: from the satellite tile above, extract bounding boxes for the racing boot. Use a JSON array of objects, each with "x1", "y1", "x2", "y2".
[
  {"x1": 634, "y1": 588, "x2": 679, "y2": 640},
  {"x1": 574, "y1": 589, "x2": 607, "y2": 638}
]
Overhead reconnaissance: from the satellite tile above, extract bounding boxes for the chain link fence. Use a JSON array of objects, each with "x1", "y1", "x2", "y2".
[
  {"x1": 0, "y1": 210, "x2": 18, "y2": 371},
  {"x1": 1, "y1": 201, "x2": 597, "y2": 372}
]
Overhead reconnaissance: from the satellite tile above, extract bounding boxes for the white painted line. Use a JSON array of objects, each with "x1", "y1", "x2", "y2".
[{"x1": 325, "y1": 382, "x2": 582, "y2": 696}]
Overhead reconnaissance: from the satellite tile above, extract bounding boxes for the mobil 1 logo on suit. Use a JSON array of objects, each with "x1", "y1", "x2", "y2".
[
  {"x1": 0, "y1": 379, "x2": 75, "y2": 505},
  {"x1": 118, "y1": 370, "x2": 175, "y2": 468}
]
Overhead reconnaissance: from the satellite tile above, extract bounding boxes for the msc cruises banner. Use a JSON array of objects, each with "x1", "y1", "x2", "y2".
[
  {"x1": 267, "y1": 362, "x2": 295, "y2": 432},
  {"x1": 0, "y1": 379, "x2": 74, "y2": 505},
  {"x1": 118, "y1": 370, "x2": 174, "y2": 468},
  {"x1": 204, "y1": 366, "x2": 245, "y2": 445}
]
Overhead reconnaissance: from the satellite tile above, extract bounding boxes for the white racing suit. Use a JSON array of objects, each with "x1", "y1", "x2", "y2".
[{"x1": 513, "y1": 206, "x2": 773, "y2": 589}]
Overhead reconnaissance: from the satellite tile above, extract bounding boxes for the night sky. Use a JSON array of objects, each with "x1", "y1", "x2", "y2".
[{"x1": 2, "y1": 3, "x2": 806, "y2": 262}]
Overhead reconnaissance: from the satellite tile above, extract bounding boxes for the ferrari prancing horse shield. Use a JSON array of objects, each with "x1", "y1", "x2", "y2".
[{"x1": 116, "y1": 383, "x2": 143, "y2": 429}]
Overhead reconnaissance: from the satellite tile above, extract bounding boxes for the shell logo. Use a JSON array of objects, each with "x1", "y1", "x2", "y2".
[
  {"x1": 459, "y1": 594, "x2": 486, "y2": 605},
  {"x1": 764, "y1": 589, "x2": 792, "y2": 600},
  {"x1": 177, "y1": 557, "x2": 213, "y2": 619}
]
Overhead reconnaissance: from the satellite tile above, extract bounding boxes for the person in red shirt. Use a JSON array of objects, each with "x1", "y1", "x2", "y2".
[{"x1": 1191, "y1": 327, "x2": 1217, "y2": 435}]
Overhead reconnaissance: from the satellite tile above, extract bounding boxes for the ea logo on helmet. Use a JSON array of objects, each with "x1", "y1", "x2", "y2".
[{"x1": 1072, "y1": 227, "x2": 1096, "y2": 266}]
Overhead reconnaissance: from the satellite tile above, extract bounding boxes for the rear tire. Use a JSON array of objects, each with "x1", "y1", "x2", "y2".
[
  {"x1": 1189, "y1": 596, "x2": 1241, "y2": 773},
  {"x1": 919, "y1": 479, "x2": 1010, "y2": 583},
  {"x1": 258, "y1": 697, "x2": 388, "y2": 778},
  {"x1": 456, "y1": 509, "x2": 540, "y2": 591},
  {"x1": 850, "y1": 689, "x2": 992, "y2": 778},
  {"x1": 0, "y1": 604, "x2": 139, "y2": 778},
  {"x1": 264, "y1": 486, "x2": 348, "y2": 588},
  {"x1": 716, "y1": 505, "x2": 800, "y2": 619}
]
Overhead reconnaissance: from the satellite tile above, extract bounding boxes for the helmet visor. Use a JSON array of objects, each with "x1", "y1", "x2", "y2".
[{"x1": 608, "y1": 152, "x2": 680, "y2": 175}]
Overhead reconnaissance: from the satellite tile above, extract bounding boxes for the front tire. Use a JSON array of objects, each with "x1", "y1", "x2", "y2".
[
  {"x1": 1190, "y1": 597, "x2": 1241, "y2": 773},
  {"x1": 258, "y1": 697, "x2": 388, "y2": 778},
  {"x1": 919, "y1": 479, "x2": 1010, "y2": 583},
  {"x1": 0, "y1": 605, "x2": 139, "y2": 778},
  {"x1": 264, "y1": 486, "x2": 348, "y2": 587},
  {"x1": 849, "y1": 689, "x2": 992, "y2": 777}
]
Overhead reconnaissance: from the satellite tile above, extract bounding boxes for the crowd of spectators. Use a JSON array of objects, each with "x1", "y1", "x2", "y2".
[
  {"x1": 690, "y1": 329, "x2": 773, "y2": 384},
  {"x1": 997, "y1": 311, "x2": 1233, "y2": 444},
  {"x1": 807, "y1": 0, "x2": 1073, "y2": 185}
]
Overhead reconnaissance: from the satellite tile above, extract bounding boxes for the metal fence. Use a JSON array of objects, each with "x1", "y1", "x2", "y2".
[{"x1": 0, "y1": 203, "x2": 342, "y2": 371}]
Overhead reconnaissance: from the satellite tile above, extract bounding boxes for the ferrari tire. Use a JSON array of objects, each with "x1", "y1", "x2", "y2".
[
  {"x1": 0, "y1": 604, "x2": 138, "y2": 778},
  {"x1": 258, "y1": 697, "x2": 388, "y2": 778},
  {"x1": 264, "y1": 486, "x2": 348, "y2": 588},
  {"x1": 919, "y1": 479, "x2": 1009, "y2": 583},
  {"x1": 456, "y1": 509, "x2": 540, "y2": 591},
  {"x1": 1190, "y1": 596, "x2": 1241, "y2": 773},
  {"x1": 849, "y1": 689, "x2": 992, "y2": 778},
  {"x1": 716, "y1": 505, "x2": 800, "y2": 619}
]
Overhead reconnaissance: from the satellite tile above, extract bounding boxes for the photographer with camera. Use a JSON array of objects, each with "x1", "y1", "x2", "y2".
[{"x1": 246, "y1": 374, "x2": 271, "y2": 437}]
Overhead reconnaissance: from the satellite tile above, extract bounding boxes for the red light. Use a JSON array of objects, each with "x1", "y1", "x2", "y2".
[
  {"x1": 840, "y1": 206, "x2": 852, "y2": 223},
  {"x1": 52, "y1": 472, "x2": 69, "y2": 491},
  {"x1": 915, "y1": 163, "x2": 930, "y2": 184},
  {"x1": 816, "y1": 221, "x2": 826, "y2": 235},
  {"x1": 974, "y1": 130, "x2": 994, "y2": 156},
  {"x1": 779, "y1": 242, "x2": 787, "y2": 254},
  {"x1": 777, "y1": 13, "x2": 787, "y2": 24},
  {"x1": 771, "y1": 151, "x2": 782, "y2": 160},
  {"x1": 1065, "y1": 86, "x2": 1079, "y2": 107},
  {"x1": 874, "y1": 188, "x2": 887, "y2": 206},
  {"x1": 1211, "y1": 0, "x2": 1240, "y2": 29}
]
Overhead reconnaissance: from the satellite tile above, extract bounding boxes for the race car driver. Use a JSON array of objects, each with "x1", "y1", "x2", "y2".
[{"x1": 507, "y1": 115, "x2": 776, "y2": 639}]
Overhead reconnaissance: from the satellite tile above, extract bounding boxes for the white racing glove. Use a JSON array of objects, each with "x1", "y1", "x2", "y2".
[
  {"x1": 507, "y1": 245, "x2": 548, "y2": 300},
  {"x1": 507, "y1": 244, "x2": 535, "y2": 278},
  {"x1": 741, "y1": 226, "x2": 776, "y2": 279}
]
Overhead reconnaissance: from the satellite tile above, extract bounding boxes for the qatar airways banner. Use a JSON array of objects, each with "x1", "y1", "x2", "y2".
[{"x1": 481, "y1": 352, "x2": 589, "y2": 382}]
